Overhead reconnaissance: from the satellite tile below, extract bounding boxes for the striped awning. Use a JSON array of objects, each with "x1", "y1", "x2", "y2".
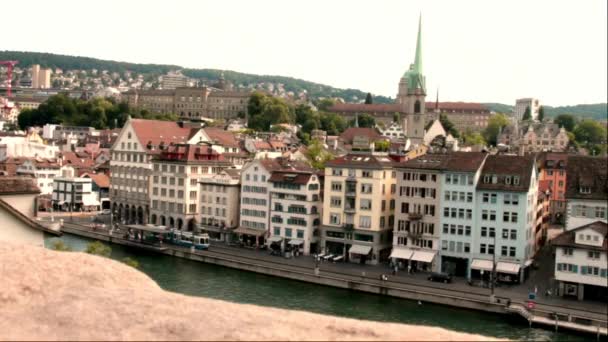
[
  {"x1": 496, "y1": 262, "x2": 521, "y2": 275},
  {"x1": 389, "y1": 247, "x2": 414, "y2": 260},
  {"x1": 349, "y1": 244, "x2": 372, "y2": 255},
  {"x1": 471, "y1": 259, "x2": 493, "y2": 272},
  {"x1": 410, "y1": 250, "x2": 436, "y2": 263}
]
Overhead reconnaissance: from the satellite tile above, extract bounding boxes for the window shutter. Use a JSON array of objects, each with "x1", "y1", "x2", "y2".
[
  {"x1": 581, "y1": 266, "x2": 587, "y2": 275},
  {"x1": 601, "y1": 269, "x2": 607, "y2": 278},
  {"x1": 573, "y1": 265, "x2": 578, "y2": 273}
]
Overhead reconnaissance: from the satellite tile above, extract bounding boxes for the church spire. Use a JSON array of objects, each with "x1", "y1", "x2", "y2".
[{"x1": 414, "y1": 14, "x2": 422, "y2": 74}]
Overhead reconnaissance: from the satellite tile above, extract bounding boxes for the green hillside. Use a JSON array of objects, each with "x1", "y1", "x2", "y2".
[{"x1": 0, "y1": 50, "x2": 392, "y2": 104}]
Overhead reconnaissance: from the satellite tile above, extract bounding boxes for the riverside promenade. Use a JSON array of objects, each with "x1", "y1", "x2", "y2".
[{"x1": 59, "y1": 222, "x2": 607, "y2": 337}]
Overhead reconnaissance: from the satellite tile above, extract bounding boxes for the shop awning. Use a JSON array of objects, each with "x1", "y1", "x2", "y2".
[
  {"x1": 471, "y1": 259, "x2": 494, "y2": 272},
  {"x1": 288, "y1": 239, "x2": 304, "y2": 246},
  {"x1": 82, "y1": 197, "x2": 100, "y2": 206},
  {"x1": 496, "y1": 262, "x2": 521, "y2": 275},
  {"x1": 267, "y1": 236, "x2": 283, "y2": 243},
  {"x1": 389, "y1": 247, "x2": 413, "y2": 260},
  {"x1": 234, "y1": 227, "x2": 266, "y2": 237},
  {"x1": 410, "y1": 250, "x2": 436, "y2": 263},
  {"x1": 349, "y1": 244, "x2": 372, "y2": 255}
]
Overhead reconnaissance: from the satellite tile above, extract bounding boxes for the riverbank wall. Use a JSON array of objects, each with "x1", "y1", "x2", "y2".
[{"x1": 60, "y1": 223, "x2": 607, "y2": 337}]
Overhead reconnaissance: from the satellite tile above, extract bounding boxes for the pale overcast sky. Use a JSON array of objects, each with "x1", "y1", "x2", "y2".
[{"x1": 4, "y1": 0, "x2": 607, "y2": 106}]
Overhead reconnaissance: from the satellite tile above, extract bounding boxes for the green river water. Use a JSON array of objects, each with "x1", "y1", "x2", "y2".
[{"x1": 45, "y1": 233, "x2": 595, "y2": 341}]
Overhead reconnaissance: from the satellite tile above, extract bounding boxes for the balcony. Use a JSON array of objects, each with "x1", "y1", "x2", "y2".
[
  {"x1": 345, "y1": 176, "x2": 357, "y2": 183},
  {"x1": 408, "y1": 212, "x2": 423, "y2": 221},
  {"x1": 345, "y1": 191, "x2": 357, "y2": 198},
  {"x1": 344, "y1": 206, "x2": 356, "y2": 214},
  {"x1": 343, "y1": 223, "x2": 354, "y2": 231}
]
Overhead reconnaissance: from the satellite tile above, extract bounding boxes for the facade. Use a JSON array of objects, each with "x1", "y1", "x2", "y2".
[
  {"x1": 149, "y1": 144, "x2": 231, "y2": 231},
  {"x1": 122, "y1": 87, "x2": 250, "y2": 121},
  {"x1": 565, "y1": 156, "x2": 608, "y2": 230},
  {"x1": 199, "y1": 169, "x2": 241, "y2": 241},
  {"x1": 31, "y1": 64, "x2": 52, "y2": 89},
  {"x1": 535, "y1": 180, "x2": 552, "y2": 251},
  {"x1": 110, "y1": 118, "x2": 204, "y2": 225},
  {"x1": 321, "y1": 154, "x2": 396, "y2": 265},
  {"x1": 52, "y1": 125, "x2": 96, "y2": 141},
  {"x1": 267, "y1": 166, "x2": 322, "y2": 256},
  {"x1": 473, "y1": 155, "x2": 538, "y2": 283},
  {"x1": 514, "y1": 98, "x2": 541, "y2": 122},
  {"x1": 15, "y1": 158, "x2": 61, "y2": 195},
  {"x1": 427, "y1": 102, "x2": 492, "y2": 133},
  {"x1": 552, "y1": 221, "x2": 607, "y2": 301},
  {"x1": 161, "y1": 72, "x2": 190, "y2": 89},
  {"x1": 498, "y1": 122, "x2": 569, "y2": 154},
  {"x1": 436, "y1": 153, "x2": 488, "y2": 277},
  {"x1": 52, "y1": 177, "x2": 100, "y2": 211},
  {"x1": 0, "y1": 131, "x2": 59, "y2": 161},
  {"x1": 537, "y1": 153, "x2": 568, "y2": 223}
]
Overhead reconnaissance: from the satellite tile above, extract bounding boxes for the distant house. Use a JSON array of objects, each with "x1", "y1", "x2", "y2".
[
  {"x1": 565, "y1": 156, "x2": 608, "y2": 230},
  {"x1": 0, "y1": 176, "x2": 61, "y2": 246}
]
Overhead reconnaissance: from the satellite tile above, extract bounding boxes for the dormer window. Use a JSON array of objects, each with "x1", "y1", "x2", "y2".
[
  {"x1": 483, "y1": 175, "x2": 490, "y2": 184},
  {"x1": 580, "y1": 186, "x2": 591, "y2": 194},
  {"x1": 513, "y1": 176, "x2": 520, "y2": 185},
  {"x1": 491, "y1": 175, "x2": 498, "y2": 184},
  {"x1": 505, "y1": 176, "x2": 512, "y2": 185}
]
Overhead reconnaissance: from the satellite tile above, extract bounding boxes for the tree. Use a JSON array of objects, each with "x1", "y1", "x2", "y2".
[
  {"x1": 554, "y1": 114, "x2": 576, "y2": 132},
  {"x1": 538, "y1": 106, "x2": 545, "y2": 122},
  {"x1": 463, "y1": 132, "x2": 486, "y2": 146},
  {"x1": 364, "y1": 93, "x2": 373, "y2": 104},
  {"x1": 374, "y1": 140, "x2": 390, "y2": 152},
  {"x1": 122, "y1": 257, "x2": 140, "y2": 268},
  {"x1": 319, "y1": 112, "x2": 347, "y2": 135},
  {"x1": 306, "y1": 139, "x2": 334, "y2": 169},
  {"x1": 573, "y1": 120, "x2": 607, "y2": 146},
  {"x1": 522, "y1": 106, "x2": 532, "y2": 121},
  {"x1": 316, "y1": 98, "x2": 336, "y2": 111},
  {"x1": 85, "y1": 241, "x2": 111, "y2": 257},
  {"x1": 247, "y1": 92, "x2": 294, "y2": 131},
  {"x1": 393, "y1": 112, "x2": 400, "y2": 123},
  {"x1": 439, "y1": 114, "x2": 460, "y2": 138},
  {"x1": 483, "y1": 113, "x2": 510, "y2": 146},
  {"x1": 51, "y1": 240, "x2": 72, "y2": 252},
  {"x1": 355, "y1": 113, "x2": 375, "y2": 128}
]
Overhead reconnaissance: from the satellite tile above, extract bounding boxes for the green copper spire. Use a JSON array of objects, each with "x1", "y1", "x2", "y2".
[{"x1": 414, "y1": 14, "x2": 422, "y2": 74}]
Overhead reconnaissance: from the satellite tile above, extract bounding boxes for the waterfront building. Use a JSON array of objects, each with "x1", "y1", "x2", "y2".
[
  {"x1": 552, "y1": 221, "x2": 607, "y2": 301},
  {"x1": 149, "y1": 144, "x2": 231, "y2": 230},
  {"x1": 497, "y1": 122, "x2": 569, "y2": 154},
  {"x1": 237, "y1": 159, "x2": 279, "y2": 246},
  {"x1": 535, "y1": 180, "x2": 552, "y2": 252},
  {"x1": 536, "y1": 153, "x2": 568, "y2": 223},
  {"x1": 52, "y1": 125, "x2": 96, "y2": 142},
  {"x1": 436, "y1": 153, "x2": 488, "y2": 277},
  {"x1": 267, "y1": 164, "x2": 322, "y2": 256},
  {"x1": 565, "y1": 156, "x2": 608, "y2": 230},
  {"x1": 0, "y1": 176, "x2": 60, "y2": 245},
  {"x1": 110, "y1": 118, "x2": 205, "y2": 224},
  {"x1": 426, "y1": 102, "x2": 492, "y2": 133},
  {"x1": 321, "y1": 154, "x2": 395, "y2": 265},
  {"x1": 514, "y1": 98, "x2": 541, "y2": 122},
  {"x1": 393, "y1": 153, "x2": 486, "y2": 273},
  {"x1": 52, "y1": 176, "x2": 100, "y2": 211},
  {"x1": 199, "y1": 169, "x2": 241, "y2": 241},
  {"x1": 81, "y1": 172, "x2": 111, "y2": 210},
  {"x1": 15, "y1": 158, "x2": 61, "y2": 195},
  {"x1": 473, "y1": 155, "x2": 538, "y2": 283}
]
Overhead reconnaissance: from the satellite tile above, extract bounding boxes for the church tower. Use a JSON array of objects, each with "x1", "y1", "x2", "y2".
[{"x1": 397, "y1": 15, "x2": 427, "y2": 145}]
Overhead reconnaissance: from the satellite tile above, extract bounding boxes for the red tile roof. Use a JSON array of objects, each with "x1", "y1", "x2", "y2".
[
  {"x1": 552, "y1": 221, "x2": 607, "y2": 251},
  {"x1": 268, "y1": 171, "x2": 313, "y2": 185},
  {"x1": 566, "y1": 156, "x2": 608, "y2": 200},
  {"x1": 82, "y1": 173, "x2": 110, "y2": 188},
  {"x1": 477, "y1": 155, "x2": 536, "y2": 192},
  {"x1": 61, "y1": 152, "x2": 95, "y2": 169},
  {"x1": 329, "y1": 102, "x2": 490, "y2": 114},
  {"x1": 130, "y1": 119, "x2": 196, "y2": 152},
  {"x1": 339, "y1": 128, "x2": 383, "y2": 144},
  {"x1": 326, "y1": 154, "x2": 395, "y2": 169},
  {"x1": 204, "y1": 128, "x2": 239, "y2": 148},
  {"x1": 156, "y1": 144, "x2": 230, "y2": 165}
]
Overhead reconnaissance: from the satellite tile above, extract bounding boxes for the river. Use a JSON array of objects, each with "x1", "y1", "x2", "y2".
[{"x1": 45, "y1": 233, "x2": 591, "y2": 341}]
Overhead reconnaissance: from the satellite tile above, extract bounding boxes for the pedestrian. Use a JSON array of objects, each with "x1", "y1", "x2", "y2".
[
  {"x1": 407, "y1": 265, "x2": 412, "y2": 274},
  {"x1": 534, "y1": 285, "x2": 538, "y2": 296}
]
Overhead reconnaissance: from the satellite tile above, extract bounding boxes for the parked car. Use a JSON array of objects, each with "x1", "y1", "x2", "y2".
[{"x1": 427, "y1": 272, "x2": 452, "y2": 284}]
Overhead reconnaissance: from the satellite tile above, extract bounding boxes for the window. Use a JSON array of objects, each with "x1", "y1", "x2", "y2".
[
  {"x1": 446, "y1": 174, "x2": 452, "y2": 184},
  {"x1": 444, "y1": 207, "x2": 450, "y2": 217},
  {"x1": 443, "y1": 224, "x2": 449, "y2": 234},
  {"x1": 359, "y1": 216, "x2": 371, "y2": 228},
  {"x1": 501, "y1": 246, "x2": 508, "y2": 256},
  {"x1": 330, "y1": 213, "x2": 341, "y2": 225},
  {"x1": 297, "y1": 230, "x2": 304, "y2": 239},
  {"x1": 581, "y1": 266, "x2": 600, "y2": 276},
  {"x1": 360, "y1": 183, "x2": 373, "y2": 194},
  {"x1": 483, "y1": 193, "x2": 490, "y2": 203},
  {"x1": 285, "y1": 228, "x2": 292, "y2": 238},
  {"x1": 190, "y1": 191, "x2": 197, "y2": 199},
  {"x1": 330, "y1": 197, "x2": 342, "y2": 208},
  {"x1": 481, "y1": 227, "x2": 487, "y2": 237},
  {"x1": 331, "y1": 182, "x2": 342, "y2": 192},
  {"x1": 482, "y1": 210, "x2": 488, "y2": 220},
  {"x1": 511, "y1": 212, "x2": 518, "y2": 223},
  {"x1": 466, "y1": 209, "x2": 472, "y2": 220},
  {"x1": 480, "y1": 244, "x2": 486, "y2": 254},
  {"x1": 489, "y1": 227, "x2": 495, "y2": 238},
  {"x1": 588, "y1": 251, "x2": 600, "y2": 259},
  {"x1": 332, "y1": 168, "x2": 342, "y2": 176},
  {"x1": 596, "y1": 207, "x2": 606, "y2": 219},
  {"x1": 490, "y1": 194, "x2": 497, "y2": 204},
  {"x1": 562, "y1": 248, "x2": 573, "y2": 256},
  {"x1": 557, "y1": 263, "x2": 578, "y2": 273},
  {"x1": 467, "y1": 192, "x2": 473, "y2": 203},
  {"x1": 445, "y1": 192, "x2": 451, "y2": 201},
  {"x1": 503, "y1": 212, "x2": 510, "y2": 222},
  {"x1": 465, "y1": 226, "x2": 471, "y2": 236},
  {"x1": 509, "y1": 247, "x2": 516, "y2": 257},
  {"x1": 360, "y1": 199, "x2": 372, "y2": 210},
  {"x1": 502, "y1": 229, "x2": 508, "y2": 239},
  {"x1": 490, "y1": 211, "x2": 496, "y2": 221},
  {"x1": 362, "y1": 171, "x2": 372, "y2": 178},
  {"x1": 510, "y1": 229, "x2": 517, "y2": 240}
]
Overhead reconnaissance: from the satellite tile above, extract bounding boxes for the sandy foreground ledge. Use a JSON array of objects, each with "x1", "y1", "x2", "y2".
[{"x1": 0, "y1": 243, "x2": 499, "y2": 341}]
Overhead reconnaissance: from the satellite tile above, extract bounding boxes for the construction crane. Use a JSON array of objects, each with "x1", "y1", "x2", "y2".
[{"x1": 0, "y1": 60, "x2": 19, "y2": 98}]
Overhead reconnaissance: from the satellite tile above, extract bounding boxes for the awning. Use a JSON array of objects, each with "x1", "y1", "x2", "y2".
[
  {"x1": 267, "y1": 236, "x2": 283, "y2": 243},
  {"x1": 411, "y1": 250, "x2": 436, "y2": 263},
  {"x1": 496, "y1": 262, "x2": 521, "y2": 275},
  {"x1": 471, "y1": 259, "x2": 494, "y2": 272},
  {"x1": 82, "y1": 197, "x2": 100, "y2": 206},
  {"x1": 389, "y1": 247, "x2": 414, "y2": 260},
  {"x1": 234, "y1": 227, "x2": 266, "y2": 237},
  {"x1": 288, "y1": 239, "x2": 304, "y2": 246},
  {"x1": 349, "y1": 244, "x2": 372, "y2": 255}
]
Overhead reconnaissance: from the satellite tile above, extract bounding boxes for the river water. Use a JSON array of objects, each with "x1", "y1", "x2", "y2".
[{"x1": 45, "y1": 234, "x2": 592, "y2": 341}]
